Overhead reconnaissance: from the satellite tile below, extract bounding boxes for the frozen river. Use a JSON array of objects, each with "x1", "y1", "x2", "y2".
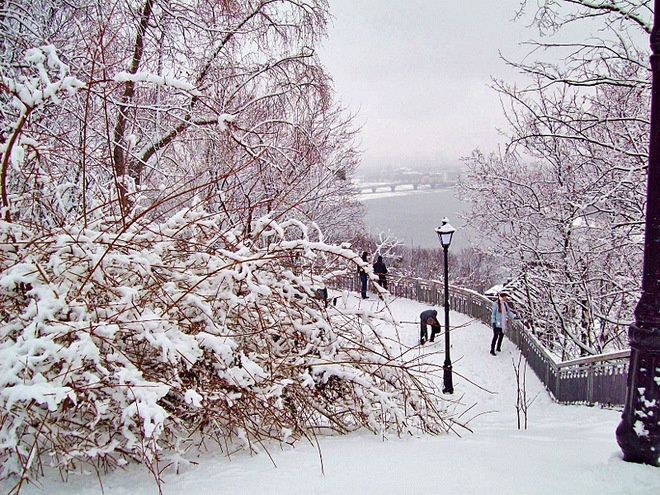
[{"x1": 361, "y1": 187, "x2": 476, "y2": 250}]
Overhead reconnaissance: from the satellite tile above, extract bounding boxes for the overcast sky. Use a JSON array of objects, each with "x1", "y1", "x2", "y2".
[{"x1": 318, "y1": 0, "x2": 533, "y2": 172}]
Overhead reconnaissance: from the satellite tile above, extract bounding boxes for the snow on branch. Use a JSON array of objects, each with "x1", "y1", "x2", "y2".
[
  {"x1": 3, "y1": 45, "x2": 85, "y2": 112},
  {"x1": 113, "y1": 71, "x2": 202, "y2": 96}
]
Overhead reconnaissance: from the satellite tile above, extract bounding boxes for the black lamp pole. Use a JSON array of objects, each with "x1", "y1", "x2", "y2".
[
  {"x1": 436, "y1": 218, "x2": 455, "y2": 395},
  {"x1": 615, "y1": 0, "x2": 660, "y2": 467}
]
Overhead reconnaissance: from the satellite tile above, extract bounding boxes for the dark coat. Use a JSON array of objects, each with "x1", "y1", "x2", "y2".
[
  {"x1": 357, "y1": 252, "x2": 368, "y2": 276},
  {"x1": 373, "y1": 260, "x2": 388, "y2": 276},
  {"x1": 420, "y1": 309, "x2": 439, "y2": 326}
]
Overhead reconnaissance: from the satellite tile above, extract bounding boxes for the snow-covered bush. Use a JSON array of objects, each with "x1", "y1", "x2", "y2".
[{"x1": 0, "y1": 204, "x2": 453, "y2": 485}]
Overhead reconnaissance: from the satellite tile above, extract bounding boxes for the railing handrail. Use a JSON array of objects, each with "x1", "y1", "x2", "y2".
[{"x1": 556, "y1": 349, "x2": 631, "y2": 369}]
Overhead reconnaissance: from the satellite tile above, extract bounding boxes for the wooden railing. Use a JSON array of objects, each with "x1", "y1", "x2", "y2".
[{"x1": 331, "y1": 273, "x2": 629, "y2": 407}]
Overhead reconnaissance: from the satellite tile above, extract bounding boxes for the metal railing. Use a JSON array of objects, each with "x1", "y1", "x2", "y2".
[{"x1": 331, "y1": 273, "x2": 629, "y2": 407}]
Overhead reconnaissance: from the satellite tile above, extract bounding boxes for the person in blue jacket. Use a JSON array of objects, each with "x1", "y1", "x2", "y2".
[{"x1": 491, "y1": 291, "x2": 516, "y2": 355}]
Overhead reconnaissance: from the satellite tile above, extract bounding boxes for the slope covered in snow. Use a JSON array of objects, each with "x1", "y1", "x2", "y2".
[{"x1": 3, "y1": 294, "x2": 658, "y2": 495}]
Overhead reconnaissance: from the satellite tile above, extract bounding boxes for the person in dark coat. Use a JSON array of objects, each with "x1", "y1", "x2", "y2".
[
  {"x1": 419, "y1": 309, "x2": 440, "y2": 345},
  {"x1": 372, "y1": 255, "x2": 388, "y2": 290},
  {"x1": 358, "y1": 251, "x2": 369, "y2": 299}
]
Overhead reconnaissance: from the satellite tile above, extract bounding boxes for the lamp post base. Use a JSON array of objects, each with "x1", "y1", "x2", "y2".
[
  {"x1": 616, "y1": 345, "x2": 660, "y2": 466},
  {"x1": 442, "y1": 363, "x2": 454, "y2": 395}
]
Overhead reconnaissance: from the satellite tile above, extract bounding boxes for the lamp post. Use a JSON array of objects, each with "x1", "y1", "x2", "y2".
[
  {"x1": 436, "y1": 218, "x2": 455, "y2": 395},
  {"x1": 615, "y1": 0, "x2": 660, "y2": 467}
]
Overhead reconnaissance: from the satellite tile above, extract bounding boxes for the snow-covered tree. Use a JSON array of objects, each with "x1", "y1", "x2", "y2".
[
  {"x1": 0, "y1": 0, "x2": 363, "y2": 237},
  {"x1": 0, "y1": 204, "x2": 456, "y2": 486},
  {"x1": 459, "y1": 0, "x2": 650, "y2": 358}
]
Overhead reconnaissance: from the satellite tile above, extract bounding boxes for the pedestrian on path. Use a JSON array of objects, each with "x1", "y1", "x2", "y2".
[
  {"x1": 358, "y1": 251, "x2": 369, "y2": 299},
  {"x1": 490, "y1": 291, "x2": 516, "y2": 355},
  {"x1": 373, "y1": 255, "x2": 388, "y2": 290},
  {"x1": 419, "y1": 308, "x2": 440, "y2": 345}
]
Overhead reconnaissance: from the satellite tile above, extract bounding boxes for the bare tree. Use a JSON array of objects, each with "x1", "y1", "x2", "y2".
[
  {"x1": 0, "y1": 0, "x2": 363, "y2": 234},
  {"x1": 512, "y1": 352, "x2": 538, "y2": 429},
  {"x1": 458, "y1": 0, "x2": 650, "y2": 359}
]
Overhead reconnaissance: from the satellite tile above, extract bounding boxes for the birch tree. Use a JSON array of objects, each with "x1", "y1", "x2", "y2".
[{"x1": 1, "y1": 0, "x2": 363, "y2": 236}]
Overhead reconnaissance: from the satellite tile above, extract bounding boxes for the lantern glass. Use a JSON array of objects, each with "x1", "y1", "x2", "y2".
[{"x1": 435, "y1": 218, "x2": 456, "y2": 248}]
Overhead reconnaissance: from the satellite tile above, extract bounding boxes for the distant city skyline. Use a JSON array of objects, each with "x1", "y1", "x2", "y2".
[
  {"x1": 357, "y1": 162, "x2": 462, "y2": 181},
  {"x1": 357, "y1": 157, "x2": 465, "y2": 175}
]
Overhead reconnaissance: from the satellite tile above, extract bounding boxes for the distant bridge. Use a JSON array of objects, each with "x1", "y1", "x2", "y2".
[{"x1": 358, "y1": 180, "x2": 457, "y2": 194}]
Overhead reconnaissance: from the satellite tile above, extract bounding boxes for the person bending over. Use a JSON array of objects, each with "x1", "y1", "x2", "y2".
[{"x1": 419, "y1": 309, "x2": 440, "y2": 345}]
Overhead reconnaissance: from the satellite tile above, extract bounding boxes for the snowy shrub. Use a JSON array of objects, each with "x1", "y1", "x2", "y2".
[{"x1": 0, "y1": 205, "x2": 453, "y2": 485}]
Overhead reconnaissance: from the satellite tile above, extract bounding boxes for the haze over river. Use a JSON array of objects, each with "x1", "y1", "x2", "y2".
[{"x1": 361, "y1": 187, "x2": 476, "y2": 250}]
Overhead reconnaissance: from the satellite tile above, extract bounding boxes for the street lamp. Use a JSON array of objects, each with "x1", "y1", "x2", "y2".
[
  {"x1": 616, "y1": 0, "x2": 660, "y2": 467},
  {"x1": 436, "y1": 217, "x2": 455, "y2": 394}
]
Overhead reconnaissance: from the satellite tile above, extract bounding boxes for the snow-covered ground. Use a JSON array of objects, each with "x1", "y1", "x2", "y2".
[{"x1": 3, "y1": 294, "x2": 658, "y2": 495}]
